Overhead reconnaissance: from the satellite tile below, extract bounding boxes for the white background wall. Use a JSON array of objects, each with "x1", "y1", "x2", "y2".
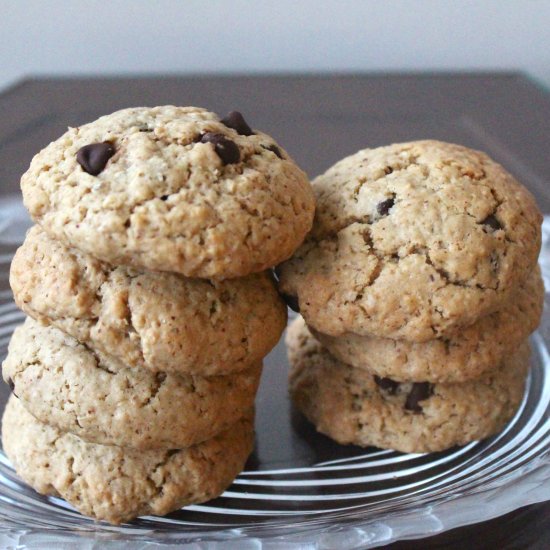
[{"x1": 1, "y1": 0, "x2": 550, "y2": 91}]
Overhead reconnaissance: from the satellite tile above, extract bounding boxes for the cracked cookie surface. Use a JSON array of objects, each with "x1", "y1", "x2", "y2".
[
  {"x1": 312, "y1": 267, "x2": 543, "y2": 383},
  {"x1": 2, "y1": 396, "x2": 253, "y2": 524},
  {"x1": 2, "y1": 318, "x2": 261, "y2": 450},
  {"x1": 287, "y1": 317, "x2": 529, "y2": 453},
  {"x1": 21, "y1": 106, "x2": 315, "y2": 278},
  {"x1": 11, "y1": 226, "x2": 286, "y2": 376},
  {"x1": 277, "y1": 140, "x2": 542, "y2": 341}
]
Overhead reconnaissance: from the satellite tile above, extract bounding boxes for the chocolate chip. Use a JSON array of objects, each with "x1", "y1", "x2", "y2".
[
  {"x1": 482, "y1": 214, "x2": 502, "y2": 231},
  {"x1": 263, "y1": 144, "x2": 283, "y2": 159},
  {"x1": 221, "y1": 111, "x2": 253, "y2": 136},
  {"x1": 160, "y1": 195, "x2": 169, "y2": 201},
  {"x1": 377, "y1": 197, "x2": 394, "y2": 216},
  {"x1": 405, "y1": 382, "x2": 434, "y2": 413},
  {"x1": 219, "y1": 290, "x2": 231, "y2": 303},
  {"x1": 280, "y1": 293, "x2": 300, "y2": 313},
  {"x1": 374, "y1": 375, "x2": 399, "y2": 395},
  {"x1": 200, "y1": 133, "x2": 240, "y2": 165},
  {"x1": 76, "y1": 142, "x2": 115, "y2": 176}
]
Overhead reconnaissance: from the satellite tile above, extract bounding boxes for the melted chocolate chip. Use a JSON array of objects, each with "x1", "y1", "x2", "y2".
[
  {"x1": 374, "y1": 375, "x2": 399, "y2": 395},
  {"x1": 221, "y1": 111, "x2": 253, "y2": 136},
  {"x1": 377, "y1": 197, "x2": 394, "y2": 216},
  {"x1": 76, "y1": 142, "x2": 115, "y2": 176},
  {"x1": 263, "y1": 144, "x2": 283, "y2": 159},
  {"x1": 280, "y1": 293, "x2": 300, "y2": 313},
  {"x1": 200, "y1": 132, "x2": 240, "y2": 165},
  {"x1": 405, "y1": 382, "x2": 434, "y2": 413},
  {"x1": 160, "y1": 195, "x2": 169, "y2": 201},
  {"x1": 482, "y1": 214, "x2": 502, "y2": 231}
]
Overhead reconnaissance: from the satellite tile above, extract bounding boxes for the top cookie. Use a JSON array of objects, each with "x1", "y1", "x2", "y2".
[
  {"x1": 277, "y1": 140, "x2": 542, "y2": 341},
  {"x1": 21, "y1": 106, "x2": 315, "y2": 278}
]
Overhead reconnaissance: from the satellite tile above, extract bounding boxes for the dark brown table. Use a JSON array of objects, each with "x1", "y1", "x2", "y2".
[{"x1": 1, "y1": 73, "x2": 549, "y2": 548}]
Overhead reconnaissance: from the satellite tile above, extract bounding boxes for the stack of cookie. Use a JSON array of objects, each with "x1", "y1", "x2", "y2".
[
  {"x1": 278, "y1": 140, "x2": 543, "y2": 453},
  {"x1": 2, "y1": 106, "x2": 315, "y2": 523}
]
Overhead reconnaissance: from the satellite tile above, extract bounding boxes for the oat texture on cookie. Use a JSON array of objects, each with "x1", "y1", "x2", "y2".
[
  {"x1": 11, "y1": 226, "x2": 287, "y2": 376},
  {"x1": 311, "y1": 267, "x2": 543, "y2": 383},
  {"x1": 287, "y1": 318, "x2": 529, "y2": 453},
  {"x1": 2, "y1": 397, "x2": 254, "y2": 525},
  {"x1": 21, "y1": 106, "x2": 315, "y2": 278},
  {"x1": 281, "y1": 140, "x2": 542, "y2": 454},
  {"x1": 3, "y1": 318, "x2": 262, "y2": 450},
  {"x1": 278, "y1": 140, "x2": 542, "y2": 341},
  {"x1": 4, "y1": 106, "x2": 314, "y2": 523}
]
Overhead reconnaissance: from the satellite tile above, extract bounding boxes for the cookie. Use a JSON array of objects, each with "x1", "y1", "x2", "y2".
[
  {"x1": 11, "y1": 226, "x2": 286, "y2": 376},
  {"x1": 3, "y1": 318, "x2": 261, "y2": 450},
  {"x1": 21, "y1": 106, "x2": 315, "y2": 278},
  {"x1": 2, "y1": 396, "x2": 253, "y2": 524},
  {"x1": 287, "y1": 317, "x2": 529, "y2": 453},
  {"x1": 312, "y1": 267, "x2": 543, "y2": 383},
  {"x1": 277, "y1": 141, "x2": 542, "y2": 341}
]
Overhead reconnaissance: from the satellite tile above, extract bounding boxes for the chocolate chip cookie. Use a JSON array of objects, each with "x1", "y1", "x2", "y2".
[
  {"x1": 287, "y1": 317, "x2": 529, "y2": 453},
  {"x1": 11, "y1": 226, "x2": 286, "y2": 376},
  {"x1": 21, "y1": 106, "x2": 315, "y2": 278},
  {"x1": 278, "y1": 141, "x2": 542, "y2": 341},
  {"x1": 2, "y1": 396, "x2": 253, "y2": 524},
  {"x1": 3, "y1": 318, "x2": 261, "y2": 449}
]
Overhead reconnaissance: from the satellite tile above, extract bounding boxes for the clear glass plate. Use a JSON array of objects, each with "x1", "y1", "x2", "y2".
[{"x1": 0, "y1": 203, "x2": 549, "y2": 549}]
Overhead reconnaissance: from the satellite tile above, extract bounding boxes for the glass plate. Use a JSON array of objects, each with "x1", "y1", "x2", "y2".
[{"x1": 0, "y1": 202, "x2": 549, "y2": 549}]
